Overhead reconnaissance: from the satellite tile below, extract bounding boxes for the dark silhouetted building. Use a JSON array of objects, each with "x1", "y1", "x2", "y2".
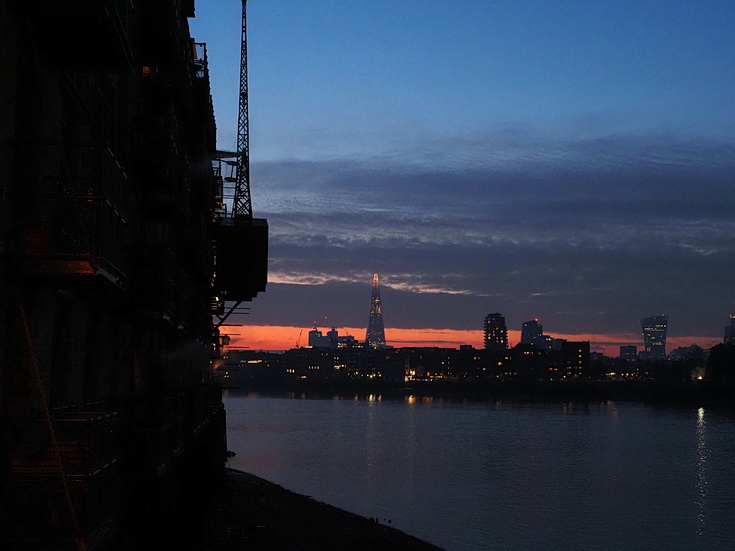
[
  {"x1": 520, "y1": 318, "x2": 556, "y2": 350},
  {"x1": 484, "y1": 313, "x2": 508, "y2": 351},
  {"x1": 521, "y1": 319, "x2": 543, "y2": 345},
  {"x1": 725, "y1": 314, "x2": 735, "y2": 344},
  {"x1": 620, "y1": 345, "x2": 638, "y2": 360},
  {"x1": 508, "y1": 343, "x2": 548, "y2": 379},
  {"x1": 641, "y1": 315, "x2": 668, "y2": 359},
  {"x1": 0, "y1": 2, "x2": 267, "y2": 548},
  {"x1": 308, "y1": 326, "x2": 358, "y2": 348}
]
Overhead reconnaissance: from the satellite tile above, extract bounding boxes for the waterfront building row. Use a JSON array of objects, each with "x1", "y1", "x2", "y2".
[{"x1": 217, "y1": 341, "x2": 592, "y2": 386}]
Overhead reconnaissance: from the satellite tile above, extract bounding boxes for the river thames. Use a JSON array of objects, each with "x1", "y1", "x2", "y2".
[{"x1": 223, "y1": 391, "x2": 735, "y2": 551}]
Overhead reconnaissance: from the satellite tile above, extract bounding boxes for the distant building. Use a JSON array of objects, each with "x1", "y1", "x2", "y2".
[
  {"x1": 484, "y1": 313, "x2": 508, "y2": 351},
  {"x1": 520, "y1": 319, "x2": 557, "y2": 350},
  {"x1": 366, "y1": 273, "x2": 387, "y2": 347},
  {"x1": 521, "y1": 319, "x2": 543, "y2": 345},
  {"x1": 308, "y1": 326, "x2": 358, "y2": 349},
  {"x1": 725, "y1": 314, "x2": 735, "y2": 344},
  {"x1": 668, "y1": 344, "x2": 706, "y2": 363},
  {"x1": 533, "y1": 334, "x2": 554, "y2": 351},
  {"x1": 509, "y1": 343, "x2": 548, "y2": 379},
  {"x1": 552, "y1": 338, "x2": 567, "y2": 351},
  {"x1": 560, "y1": 341, "x2": 590, "y2": 378},
  {"x1": 641, "y1": 315, "x2": 668, "y2": 359},
  {"x1": 620, "y1": 345, "x2": 638, "y2": 360}
]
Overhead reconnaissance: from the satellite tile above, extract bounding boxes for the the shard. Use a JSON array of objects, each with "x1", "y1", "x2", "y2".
[{"x1": 366, "y1": 273, "x2": 387, "y2": 347}]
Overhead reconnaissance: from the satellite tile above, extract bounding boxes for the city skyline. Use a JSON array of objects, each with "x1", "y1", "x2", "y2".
[
  {"x1": 223, "y1": 306, "x2": 728, "y2": 355},
  {"x1": 189, "y1": 1, "x2": 735, "y2": 351}
]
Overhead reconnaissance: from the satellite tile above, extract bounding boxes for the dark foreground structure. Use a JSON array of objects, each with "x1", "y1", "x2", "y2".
[{"x1": 1, "y1": 1, "x2": 266, "y2": 549}]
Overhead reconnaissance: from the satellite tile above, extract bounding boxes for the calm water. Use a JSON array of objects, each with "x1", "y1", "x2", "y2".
[{"x1": 223, "y1": 391, "x2": 735, "y2": 551}]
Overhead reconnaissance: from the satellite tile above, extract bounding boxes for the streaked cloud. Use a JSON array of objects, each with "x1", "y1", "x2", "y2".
[
  {"x1": 189, "y1": 0, "x2": 735, "y2": 350},
  {"x1": 267, "y1": 271, "x2": 365, "y2": 286},
  {"x1": 245, "y1": 129, "x2": 735, "y2": 344}
]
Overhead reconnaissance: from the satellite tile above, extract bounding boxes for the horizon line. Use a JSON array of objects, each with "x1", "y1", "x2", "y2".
[{"x1": 220, "y1": 324, "x2": 723, "y2": 355}]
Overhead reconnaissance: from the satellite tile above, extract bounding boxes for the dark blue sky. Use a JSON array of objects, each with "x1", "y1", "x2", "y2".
[{"x1": 190, "y1": 1, "x2": 735, "y2": 347}]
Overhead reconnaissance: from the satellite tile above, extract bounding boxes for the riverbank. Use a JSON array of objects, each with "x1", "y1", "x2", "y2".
[
  {"x1": 224, "y1": 378, "x2": 735, "y2": 408},
  {"x1": 158, "y1": 468, "x2": 445, "y2": 551}
]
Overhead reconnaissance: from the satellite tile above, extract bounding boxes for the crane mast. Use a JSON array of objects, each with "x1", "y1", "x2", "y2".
[
  {"x1": 233, "y1": 0, "x2": 252, "y2": 221},
  {"x1": 211, "y1": 0, "x2": 268, "y2": 332}
]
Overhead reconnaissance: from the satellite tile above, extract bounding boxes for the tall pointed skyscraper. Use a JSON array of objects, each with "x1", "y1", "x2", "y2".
[{"x1": 366, "y1": 273, "x2": 387, "y2": 347}]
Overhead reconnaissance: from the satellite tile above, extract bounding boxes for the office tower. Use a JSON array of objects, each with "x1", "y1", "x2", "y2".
[
  {"x1": 641, "y1": 315, "x2": 668, "y2": 359},
  {"x1": 561, "y1": 341, "x2": 590, "y2": 378},
  {"x1": 485, "y1": 312, "x2": 508, "y2": 350},
  {"x1": 725, "y1": 315, "x2": 735, "y2": 344},
  {"x1": 484, "y1": 313, "x2": 509, "y2": 351},
  {"x1": 521, "y1": 319, "x2": 543, "y2": 345},
  {"x1": 366, "y1": 273, "x2": 387, "y2": 347}
]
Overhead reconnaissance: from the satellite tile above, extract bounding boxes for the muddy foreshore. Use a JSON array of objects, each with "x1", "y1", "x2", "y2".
[{"x1": 140, "y1": 468, "x2": 445, "y2": 551}]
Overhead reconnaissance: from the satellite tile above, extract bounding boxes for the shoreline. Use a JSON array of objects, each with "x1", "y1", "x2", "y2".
[
  {"x1": 157, "y1": 468, "x2": 445, "y2": 551},
  {"x1": 222, "y1": 379, "x2": 735, "y2": 408}
]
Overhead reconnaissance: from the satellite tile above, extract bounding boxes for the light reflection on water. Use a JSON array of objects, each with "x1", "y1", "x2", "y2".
[
  {"x1": 695, "y1": 407, "x2": 708, "y2": 539},
  {"x1": 223, "y1": 392, "x2": 735, "y2": 551}
]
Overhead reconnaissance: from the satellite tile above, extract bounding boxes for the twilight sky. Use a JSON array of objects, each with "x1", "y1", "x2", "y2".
[{"x1": 190, "y1": 0, "x2": 735, "y2": 352}]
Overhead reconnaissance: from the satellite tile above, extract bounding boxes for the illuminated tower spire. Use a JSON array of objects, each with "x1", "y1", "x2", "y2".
[{"x1": 366, "y1": 273, "x2": 386, "y2": 348}]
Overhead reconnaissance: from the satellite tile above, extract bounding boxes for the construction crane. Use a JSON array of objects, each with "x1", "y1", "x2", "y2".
[
  {"x1": 233, "y1": 0, "x2": 253, "y2": 221},
  {"x1": 213, "y1": 0, "x2": 254, "y2": 221},
  {"x1": 212, "y1": 0, "x2": 268, "y2": 330}
]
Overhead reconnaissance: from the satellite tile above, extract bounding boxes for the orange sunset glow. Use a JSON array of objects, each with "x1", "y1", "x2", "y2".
[{"x1": 221, "y1": 325, "x2": 721, "y2": 354}]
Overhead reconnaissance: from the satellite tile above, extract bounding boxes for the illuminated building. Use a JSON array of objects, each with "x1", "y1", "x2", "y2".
[
  {"x1": 641, "y1": 315, "x2": 668, "y2": 359},
  {"x1": 560, "y1": 341, "x2": 590, "y2": 378},
  {"x1": 366, "y1": 273, "x2": 387, "y2": 347},
  {"x1": 484, "y1": 313, "x2": 508, "y2": 351},
  {"x1": 725, "y1": 314, "x2": 735, "y2": 345}
]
